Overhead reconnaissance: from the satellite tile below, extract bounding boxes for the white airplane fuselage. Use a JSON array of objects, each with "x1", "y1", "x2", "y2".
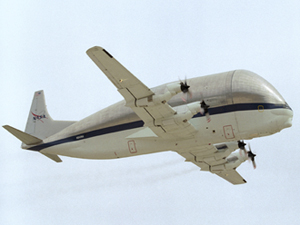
[{"x1": 25, "y1": 70, "x2": 292, "y2": 160}]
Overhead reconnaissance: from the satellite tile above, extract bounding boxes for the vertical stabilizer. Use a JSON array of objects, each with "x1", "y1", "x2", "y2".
[
  {"x1": 24, "y1": 90, "x2": 76, "y2": 141},
  {"x1": 25, "y1": 90, "x2": 51, "y2": 137}
]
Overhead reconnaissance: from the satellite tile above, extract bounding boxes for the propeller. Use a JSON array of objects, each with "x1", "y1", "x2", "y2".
[
  {"x1": 247, "y1": 144, "x2": 257, "y2": 169},
  {"x1": 238, "y1": 141, "x2": 256, "y2": 169},
  {"x1": 180, "y1": 79, "x2": 190, "y2": 93},
  {"x1": 179, "y1": 78, "x2": 192, "y2": 102},
  {"x1": 238, "y1": 140, "x2": 247, "y2": 154},
  {"x1": 200, "y1": 100, "x2": 211, "y2": 122},
  {"x1": 179, "y1": 79, "x2": 210, "y2": 123}
]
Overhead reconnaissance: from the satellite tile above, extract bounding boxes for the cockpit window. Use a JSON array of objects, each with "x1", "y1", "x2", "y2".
[{"x1": 231, "y1": 70, "x2": 286, "y2": 105}]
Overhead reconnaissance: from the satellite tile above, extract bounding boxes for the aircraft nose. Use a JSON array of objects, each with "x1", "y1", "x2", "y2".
[
  {"x1": 283, "y1": 108, "x2": 293, "y2": 128},
  {"x1": 284, "y1": 117, "x2": 293, "y2": 128},
  {"x1": 274, "y1": 106, "x2": 293, "y2": 131}
]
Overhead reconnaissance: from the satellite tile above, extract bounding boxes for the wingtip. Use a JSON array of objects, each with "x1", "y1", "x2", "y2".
[
  {"x1": 86, "y1": 46, "x2": 102, "y2": 54},
  {"x1": 86, "y1": 46, "x2": 114, "y2": 58}
]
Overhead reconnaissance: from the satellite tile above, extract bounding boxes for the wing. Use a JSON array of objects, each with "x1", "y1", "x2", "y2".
[
  {"x1": 214, "y1": 170, "x2": 246, "y2": 185},
  {"x1": 179, "y1": 141, "x2": 247, "y2": 185},
  {"x1": 86, "y1": 46, "x2": 197, "y2": 139}
]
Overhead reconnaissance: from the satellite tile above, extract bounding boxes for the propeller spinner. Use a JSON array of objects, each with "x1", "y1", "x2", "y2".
[{"x1": 180, "y1": 80, "x2": 190, "y2": 93}]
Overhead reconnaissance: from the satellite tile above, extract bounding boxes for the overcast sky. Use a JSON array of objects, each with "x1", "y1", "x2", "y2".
[{"x1": 1, "y1": 1, "x2": 300, "y2": 224}]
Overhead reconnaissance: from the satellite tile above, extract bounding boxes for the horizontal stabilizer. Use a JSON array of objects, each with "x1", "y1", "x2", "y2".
[
  {"x1": 3, "y1": 125, "x2": 42, "y2": 145},
  {"x1": 40, "y1": 152, "x2": 62, "y2": 163}
]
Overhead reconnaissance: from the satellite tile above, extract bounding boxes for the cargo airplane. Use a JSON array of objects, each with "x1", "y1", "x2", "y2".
[{"x1": 3, "y1": 46, "x2": 293, "y2": 184}]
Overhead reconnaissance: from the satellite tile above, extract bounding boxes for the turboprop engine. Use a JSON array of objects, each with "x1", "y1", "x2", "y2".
[
  {"x1": 135, "y1": 80, "x2": 209, "y2": 126},
  {"x1": 136, "y1": 82, "x2": 187, "y2": 107},
  {"x1": 210, "y1": 149, "x2": 255, "y2": 172}
]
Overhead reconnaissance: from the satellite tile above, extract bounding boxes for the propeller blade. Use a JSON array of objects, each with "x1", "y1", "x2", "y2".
[
  {"x1": 180, "y1": 79, "x2": 190, "y2": 93},
  {"x1": 200, "y1": 100, "x2": 211, "y2": 122},
  {"x1": 238, "y1": 141, "x2": 256, "y2": 168},
  {"x1": 247, "y1": 144, "x2": 256, "y2": 169},
  {"x1": 200, "y1": 100, "x2": 209, "y2": 113},
  {"x1": 238, "y1": 140, "x2": 247, "y2": 154},
  {"x1": 206, "y1": 113, "x2": 211, "y2": 123},
  {"x1": 252, "y1": 160, "x2": 257, "y2": 169},
  {"x1": 179, "y1": 78, "x2": 192, "y2": 103},
  {"x1": 181, "y1": 96, "x2": 187, "y2": 103}
]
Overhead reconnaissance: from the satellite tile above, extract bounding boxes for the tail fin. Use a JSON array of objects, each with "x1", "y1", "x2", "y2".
[
  {"x1": 25, "y1": 90, "x2": 76, "y2": 140},
  {"x1": 3, "y1": 90, "x2": 75, "y2": 163}
]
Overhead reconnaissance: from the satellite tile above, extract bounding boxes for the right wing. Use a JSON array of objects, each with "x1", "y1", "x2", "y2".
[{"x1": 86, "y1": 46, "x2": 198, "y2": 139}]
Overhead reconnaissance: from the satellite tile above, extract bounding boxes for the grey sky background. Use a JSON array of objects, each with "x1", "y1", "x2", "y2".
[{"x1": 1, "y1": 1, "x2": 300, "y2": 224}]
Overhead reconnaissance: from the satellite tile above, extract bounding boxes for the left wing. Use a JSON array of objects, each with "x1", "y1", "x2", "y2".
[
  {"x1": 179, "y1": 142, "x2": 247, "y2": 185},
  {"x1": 214, "y1": 170, "x2": 246, "y2": 185},
  {"x1": 86, "y1": 46, "x2": 198, "y2": 139}
]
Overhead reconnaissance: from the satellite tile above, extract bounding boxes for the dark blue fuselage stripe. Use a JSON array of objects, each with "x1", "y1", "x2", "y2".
[
  {"x1": 28, "y1": 103, "x2": 290, "y2": 151},
  {"x1": 194, "y1": 102, "x2": 291, "y2": 118},
  {"x1": 28, "y1": 120, "x2": 144, "y2": 151}
]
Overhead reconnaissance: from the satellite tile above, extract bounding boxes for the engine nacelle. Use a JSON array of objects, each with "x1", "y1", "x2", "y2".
[
  {"x1": 210, "y1": 150, "x2": 248, "y2": 172},
  {"x1": 136, "y1": 82, "x2": 182, "y2": 107},
  {"x1": 159, "y1": 102, "x2": 201, "y2": 126}
]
